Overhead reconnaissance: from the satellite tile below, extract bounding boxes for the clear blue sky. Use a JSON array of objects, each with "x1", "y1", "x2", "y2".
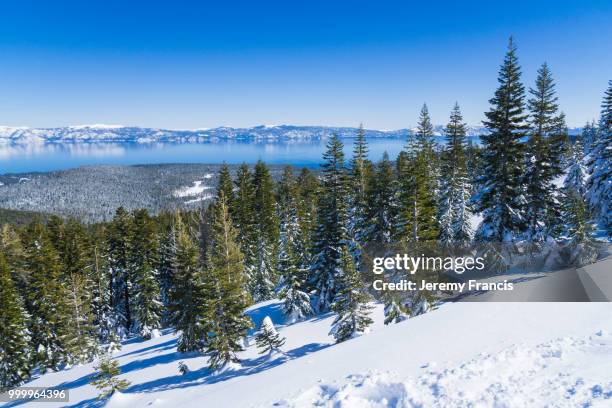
[{"x1": 0, "y1": 0, "x2": 610, "y2": 129}]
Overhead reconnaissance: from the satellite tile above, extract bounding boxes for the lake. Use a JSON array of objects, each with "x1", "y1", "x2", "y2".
[{"x1": 0, "y1": 138, "x2": 409, "y2": 174}]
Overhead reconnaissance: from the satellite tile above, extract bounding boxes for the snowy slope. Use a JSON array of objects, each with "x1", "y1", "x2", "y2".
[{"x1": 9, "y1": 301, "x2": 612, "y2": 408}]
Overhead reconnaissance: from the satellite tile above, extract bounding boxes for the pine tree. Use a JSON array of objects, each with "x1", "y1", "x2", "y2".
[
  {"x1": 398, "y1": 108, "x2": 439, "y2": 243},
  {"x1": 581, "y1": 120, "x2": 598, "y2": 155},
  {"x1": 251, "y1": 160, "x2": 279, "y2": 301},
  {"x1": 216, "y1": 163, "x2": 235, "y2": 206},
  {"x1": 329, "y1": 247, "x2": 373, "y2": 343},
  {"x1": 89, "y1": 229, "x2": 114, "y2": 347},
  {"x1": 438, "y1": 103, "x2": 473, "y2": 245},
  {"x1": 130, "y1": 209, "x2": 162, "y2": 339},
  {"x1": 58, "y1": 220, "x2": 99, "y2": 363},
  {"x1": 22, "y1": 221, "x2": 73, "y2": 371},
  {"x1": 564, "y1": 140, "x2": 587, "y2": 196},
  {"x1": 366, "y1": 151, "x2": 398, "y2": 244},
  {"x1": 475, "y1": 38, "x2": 528, "y2": 243},
  {"x1": 107, "y1": 207, "x2": 134, "y2": 335},
  {"x1": 255, "y1": 316, "x2": 286, "y2": 354},
  {"x1": 205, "y1": 194, "x2": 252, "y2": 370},
  {"x1": 349, "y1": 124, "x2": 371, "y2": 243},
  {"x1": 0, "y1": 224, "x2": 27, "y2": 293},
  {"x1": 561, "y1": 189, "x2": 598, "y2": 266},
  {"x1": 90, "y1": 355, "x2": 130, "y2": 399},
  {"x1": 0, "y1": 253, "x2": 31, "y2": 391},
  {"x1": 167, "y1": 212, "x2": 209, "y2": 352},
  {"x1": 524, "y1": 63, "x2": 565, "y2": 242},
  {"x1": 277, "y1": 167, "x2": 313, "y2": 322},
  {"x1": 233, "y1": 163, "x2": 257, "y2": 288},
  {"x1": 585, "y1": 81, "x2": 612, "y2": 234},
  {"x1": 309, "y1": 135, "x2": 352, "y2": 312}
]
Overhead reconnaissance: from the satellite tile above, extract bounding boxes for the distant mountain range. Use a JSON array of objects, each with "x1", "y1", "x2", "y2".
[{"x1": 0, "y1": 124, "x2": 582, "y2": 145}]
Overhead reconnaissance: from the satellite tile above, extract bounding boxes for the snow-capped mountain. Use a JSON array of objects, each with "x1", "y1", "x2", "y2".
[{"x1": 0, "y1": 124, "x2": 499, "y2": 145}]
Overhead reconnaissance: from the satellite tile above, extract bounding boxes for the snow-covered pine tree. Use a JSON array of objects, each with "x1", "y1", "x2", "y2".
[
  {"x1": 255, "y1": 316, "x2": 286, "y2": 354},
  {"x1": 107, "y1": 207, "x2": 134, "y2": 335},
  {"x1": 383, "y1": 293, "x2": 408, "y2": 325},
  {"x1": 89, "y1": 235, "x2": 115, "y2": 348},
  {"x1": 309, "y1": 134, "x2": 352, "y2": 312},
  {"x1": 438, "y1": 103, "x2": 473, "y2": 245},
  {"x1": 58, "y1": 220, "x2": 99, "y2": 363},
  {"x1": 277, "y1": 167, "x2": 313, "y2": 322},
  {"x1": 585, "y1": 80, "x2": 611, "y2": 235},
  {"x1": 366, "y1": 151, "x2": 398, "y2": 244},
  {"x1": 130, "y1": 209, "x2": 162, "y2": 339},
  {"x1": 167, "y1": 212, "x2": 209, "y2": 352},
  {"x1": 397, "y1": 106, "x2": 439, "y2": 243},
  {"x1": 0, "y1": 253, "x2": 31, "y2": 391},
  {"x1": 90, "y1": 355, "x2": 130, "y2": 399},
  {"x1": 233, "y1": 163, "x2": 257, "y2": 289},
  {"x1": 205, "y1": 194, "x2": 252, "y2": 370},
  {"x1": 524, "y1": 63, "x2": 565, "y2": 243},
  {"x1": 295, "y1": 167, "x2": 320, "y2": 267},
  {"x1": 561, "y1": 189, "x2": 598, "y2": 266},
  {"x1": 329, "y1": 247, "x2": 373, "y2": 343},
  {"x1": 564, "y1": 139, "x2": 587, "y2": 196},
  {"x1": 22, "y1": 221, "x2": 73, "y2": 371},
  {"x1": 349, "y1": 124, "x2": 371, "y2": 244},
  {"x1": 581, "y1": 120, "x2": 598, "y2": 155},
  {"x1": 157, "y1": 219, "x2": 177, "y2": 327},
  {"x1": 475, "y1": 38, "x2": 528, "y2": 243},
  {"x1": 251, "y1": 160, "x2": 280, "y2": 301}
]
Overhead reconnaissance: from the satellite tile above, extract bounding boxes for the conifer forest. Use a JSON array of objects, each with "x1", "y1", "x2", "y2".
[{"x1": 1, "y1": 39, "x2": 610, "y2": 393}]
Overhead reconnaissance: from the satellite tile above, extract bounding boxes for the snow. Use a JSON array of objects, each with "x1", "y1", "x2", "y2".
[
  {"x1": 277, "y1": 330, "x2": 612, "y2": 407},
  {"x1": 172, "y1": 180, "x2": 212, "y2": 198},
  {"x1": 16, "y1": 299, "x2": 612, "y2": 407}
]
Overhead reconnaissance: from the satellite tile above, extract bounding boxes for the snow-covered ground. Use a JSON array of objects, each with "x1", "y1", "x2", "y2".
[{"x1": 8, "y1": 300, "x2": 611, "y2": 408}]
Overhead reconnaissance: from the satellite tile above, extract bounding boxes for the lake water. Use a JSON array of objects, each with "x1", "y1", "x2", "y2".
[{"x1": 0, "y1": 138, "x2": 409, "y2": 174}]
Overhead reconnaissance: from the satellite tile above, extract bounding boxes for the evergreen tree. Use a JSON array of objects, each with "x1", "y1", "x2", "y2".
[
  {"x1": 564, "y1": 140, "x2": 587, "y2": 196},
  {"x1": 205, "y1": 194, "x2": 252, "y2": 370},
  {"x1": 22, "y1": 221, "x2": 73, "y2": 371},
  {"x1": 524, "y1": 63, "x2": 565, "y2": 242},
  {"x1": 89, "y1": 229, "x2": 114, "y2": 346},
  {"x1": 309, "y1": 135, "x2": 352, "y2": 312},
  {"x1": 349, "y1": 124, "x2": 371, "y2": 243},
  {"x1": 168, "y1": 212, "x2": 209, "y2": 352},
  {"x1": 233, "y1": 163, "x2": 257, "y2": 287},
  {"x1": 250, "y1": 160, "x2": 279, "y2": 301},
  {"x1": 585, "y1": 81, "x2": 612, "y2": 234},
  {"x1": 438, "y1": 103, "x2": 473, "y2": 245},
  {"x1": 561, "y1": 189, "x2": 598, "y2": 266},
  {"x1": 0, "y1": 224, "x2": 27, "y2": 293},
  {"x1": 397, "y1": 110, "x2": 439, "y2": 243},
  {"x1": 581, "y1": 120, "x2": 598, "y2": 155},
  {"x1": 255, "y1": 316, "x2": 286, "y2": 354},
  {"x1": 59, "y1": 220, "x2": 99, "y2": 363},
  {"x1": 329, "y1": 247, "x2": 373, "y2": 343},
  {"x1": 90, "y1": 355, "x2": 130, "y2": 399},
  {"x1": 0, "y1": 253, "x2": 31, "y2": 391},
  {"x1": 295, "y1": 167, "x2": 320, "y2": 267},
  {"x1": 277, "y1": 167, "x2": 313, "y2": 322},
  {"x1": 130, "y1": 209, "x2": 162, "y2": 339},
  {"x1": 107, "y1": 207, "x2": 134, "y2": 335},
  {"x1": 475, "y1": 38, "x2": 528, "y2": 243},
  {"x1": 366, "y1": 151, "x2": 398, "y2": 244},
  {"x1": 216, "y1": 163, "x2": 235, "y2": 206}
]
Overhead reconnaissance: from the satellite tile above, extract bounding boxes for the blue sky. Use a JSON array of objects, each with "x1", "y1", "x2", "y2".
[{"x1": 0, "y1": 0, "x2": 610, "y2": 129}]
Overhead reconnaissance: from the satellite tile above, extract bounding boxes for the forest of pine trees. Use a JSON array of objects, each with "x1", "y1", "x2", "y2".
[{"x1": 0, "y1": 39, "x2": 610, "y2": 390}]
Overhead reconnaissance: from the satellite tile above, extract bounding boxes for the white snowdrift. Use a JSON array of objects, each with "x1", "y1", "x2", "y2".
[
  {"x1": 14, "y1": 302, "x2": 612, "y2": 408},
  {"x1": 277, "y1": 330, "x2": 612, "y2": 407}
]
